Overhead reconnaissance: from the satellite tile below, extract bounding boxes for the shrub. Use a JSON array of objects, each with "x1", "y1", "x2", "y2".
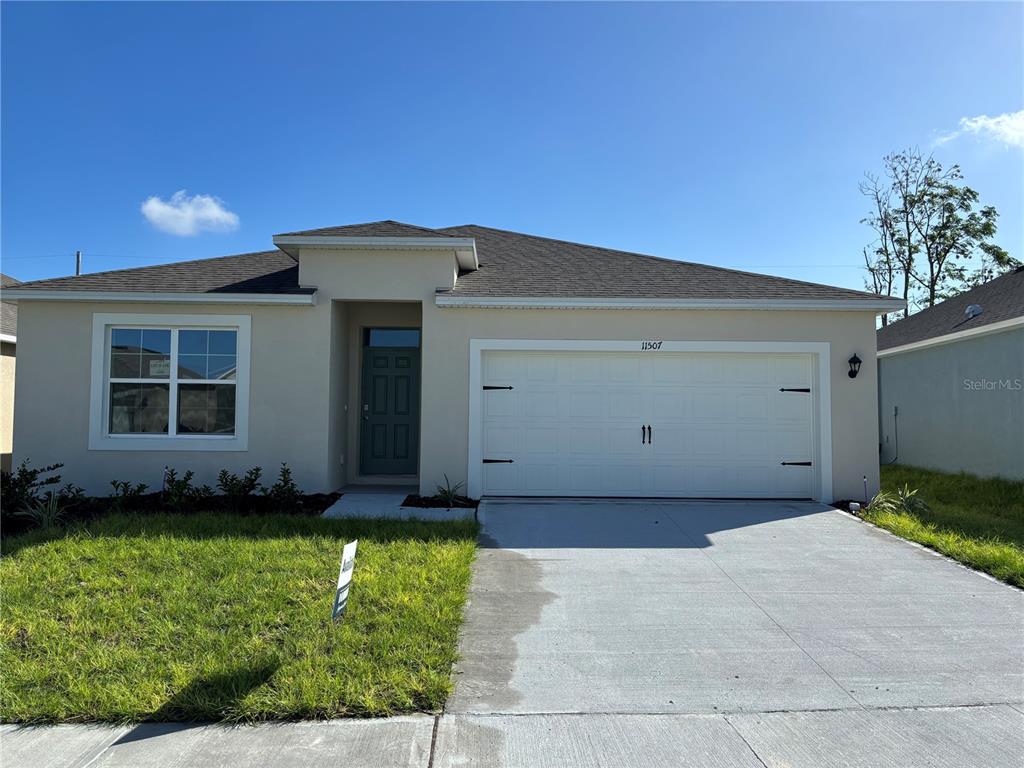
[
  {"x1": 217, "y1": 467, "x2": 264, "y2": 512},
  {"x1": 868, "y1": 484, "x2": 931, "y2": 517},
  {"x1": 1, "y1": 460, "x2": 65, "y2": 513},
  {"x1": 14, "y1": 492, "x2": 68, "y2": 531},
  {"x1": 266, "y1": 464, "x2": 301, "y2": 511},
  {"x1": 162, "y1": 469, "x2": 213, "y2": 513},
  {"x1": 109, "y1": 480, "x2": 149, "y2": 513},
  {"x1": 435, "y1": 474, "x2": 466, "y2": 510}
]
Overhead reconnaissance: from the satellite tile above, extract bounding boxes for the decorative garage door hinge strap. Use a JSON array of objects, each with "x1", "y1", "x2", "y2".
[
  {"x1": 779, "y1": 388, "x2": 811, "y2": 393},
  {"x1": 482, "y1": 458, "x2": 515, "y2": 463},
  {"x1": 781, "y1": 461, "x2": 813, "y2": 466},
  {"x1": 483, "y1": 385, "x2": 514, "y2": 390}
]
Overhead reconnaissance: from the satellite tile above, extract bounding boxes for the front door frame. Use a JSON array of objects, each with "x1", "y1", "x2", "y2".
[{"x1": 467, "y1": 339, "x2": 833, "y2": 502}]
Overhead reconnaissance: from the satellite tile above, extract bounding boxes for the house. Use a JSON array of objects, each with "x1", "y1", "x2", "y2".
[
  {"x1": 877, "y1": 267, "x2": 1024, "y2": 481},
  {"x1": 1, "y1": 273, "x2": 19, "y2": 471},
  {"x1": 3, "y1": 222, "x2": 903, "y2": 501}
]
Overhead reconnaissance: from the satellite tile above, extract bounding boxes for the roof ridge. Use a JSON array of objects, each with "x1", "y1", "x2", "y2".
[
  {"x1": 10, "y1": 250, "x2": 290, "y2": 289},
  {"x1": 441, "y1": 224, "x2": 890, "y2": 300},
  {"x1": 276, "y1": 220, "x2": 456, "y2": 238}
]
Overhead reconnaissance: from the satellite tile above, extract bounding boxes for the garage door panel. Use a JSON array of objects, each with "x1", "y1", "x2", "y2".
[
  {"x1": 568, "y1": 427, "x2": 603, "y2": 454},
  {"x1": 608, "y1": 426, "x2": 644, "y2": 456},
  {"x1": 736, "y1": 392, "x2": 772, "y2": 420},
  {"x1": 483, "y1": 425, "x2": 518, "y2": 455},
  {"x1": 483, "y1": 462, "x2": 519, "y2": 493},
  {"x1": 524, "y1": 427, "x2": 560, "y2": 454},
  {"x1": 481, "y1": 350, "x2": 817, "y2": 499},
  {"x1": 570, "y1": 391, "x2": 603, "y2": 418},
  {"x1": 524, "y1": 389, "x2": 559, "y2": 418},
  {"x1": 693, "y1": 391, "x2": 730, "y2": 419}
]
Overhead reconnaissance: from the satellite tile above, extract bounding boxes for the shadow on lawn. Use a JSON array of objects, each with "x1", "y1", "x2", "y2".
[
  {"x1": 111, "y1": 659, "x2": 281, "y2": 741},
  {"x1": 2, "y1": 513, "x2": 479, "y2": 557}
]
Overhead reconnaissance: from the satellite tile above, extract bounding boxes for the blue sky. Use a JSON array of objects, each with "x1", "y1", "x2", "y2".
[{"x1": 2, "y1": 2, "x2": 1021, "y2": 291}]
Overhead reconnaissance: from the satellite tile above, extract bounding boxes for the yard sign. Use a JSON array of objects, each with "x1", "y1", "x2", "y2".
[{"x1": 332, "y1": 540, "x2": 358, "y2": 622}]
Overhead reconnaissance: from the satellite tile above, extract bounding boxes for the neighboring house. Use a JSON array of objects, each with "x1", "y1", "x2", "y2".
[
  {"x1": 1, "y1": 273, "x2": 20, "y2": 472},
  {"x1": 877, "y1": 266, "x2": 1024, "y2": 481},
  {"x1": 4, "y1": 222, "x2": 903, "y2": 502}
]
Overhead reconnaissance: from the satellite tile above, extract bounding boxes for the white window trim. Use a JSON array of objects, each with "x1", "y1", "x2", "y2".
[
  {"x1": 89, "y1": 313, "x2": 251, "y2": 451},
  {"x1": 467, "y1": 339, "x2": 833, "y2": 503}
]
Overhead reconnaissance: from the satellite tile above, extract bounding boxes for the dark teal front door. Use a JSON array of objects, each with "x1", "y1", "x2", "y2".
[{"x1": 360, "y1": 344, "x2": 420, "y2": 475}]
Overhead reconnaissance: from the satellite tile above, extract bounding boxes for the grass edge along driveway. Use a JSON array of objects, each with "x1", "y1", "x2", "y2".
[
  {"x1": 0, "y1": 513, "x2": 478, "y2": 723},
  {"x1": 866, "y1": 465, "x2": 1024, "y2": 588}
]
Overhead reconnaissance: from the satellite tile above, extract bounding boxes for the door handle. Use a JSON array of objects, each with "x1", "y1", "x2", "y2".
[
  {"x1": 641, "y1": 424, "x2": 646, "y2": 444},
  {"x1": 648, "y1": 425, "x2": 653, "y2": 444}
]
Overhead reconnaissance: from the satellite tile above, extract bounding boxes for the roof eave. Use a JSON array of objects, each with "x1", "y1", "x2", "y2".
[
  {"x1": 2, "y1": 289, "x2": 318, "y2": 306},
  {"x1": 435, "y1": 295, "x2": 907, "y2": 313},
  {"x1": 272, "y1": 236, "x2": 479, "y2": 271}
]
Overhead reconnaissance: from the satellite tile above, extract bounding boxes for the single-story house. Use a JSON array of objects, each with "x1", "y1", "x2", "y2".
[
  {"x1": 877, "y1": 266, "x2": 1024, "y2": 480},
  {"x1": 4, "y1": 222, "x2": 903, "y2": 502},
  {"x1": 1, "y1": 273, "x2": 19, "y2": 472}
]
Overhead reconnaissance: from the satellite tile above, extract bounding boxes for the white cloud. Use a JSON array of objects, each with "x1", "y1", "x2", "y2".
[
  {"x1": 935, "y1": 110, "x2": 1024, "y2": 148},
  {"x1": 140, "y1": 190, "x2": 240, "y2": 236}
]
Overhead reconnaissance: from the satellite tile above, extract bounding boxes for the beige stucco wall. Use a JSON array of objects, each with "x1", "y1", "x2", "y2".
[
  {"x1": 11, "y1": 246, "x2": 881, "y2": 503},
  {"x1": 12, "y1": 300, "x2": 330, "y2": 494},
  {"x1": 1, "y1": 341, "x2": 15, "y2": 471},
  {"x1": 418, "y1": 306, "x2": 881, "y2": 503}
]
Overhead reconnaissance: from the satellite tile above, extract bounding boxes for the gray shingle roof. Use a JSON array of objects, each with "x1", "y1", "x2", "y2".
[
  {"x1": 1, "y1": 273, "x2": 20, "y2": 338},
  {"x1": 877, "y1": 267, "x2": 1024, "y2": 351},
  {"x1": 435, "y1": 224, "x2": 887, "y2": 301},
  {"x1": 6, "y1": 221, "x2": 896, "y2": 304},
  {"x1": 8, "y1": 251, "x2": 309, "y2": 295},
  {"x1": 276, "y1": 220, "x2": 459, "y2": 238}
]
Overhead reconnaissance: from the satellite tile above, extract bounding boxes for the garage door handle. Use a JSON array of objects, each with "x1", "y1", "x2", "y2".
[{"x1": 781, "y1": 461, "x2": 812, "y2": 466}]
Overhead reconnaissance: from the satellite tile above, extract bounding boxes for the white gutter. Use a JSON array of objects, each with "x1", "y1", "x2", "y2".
[
  {"x1": 0, "y1": 333, "x2": 15, "y2": 344},
  {"x1": 2, "y1": 289, "x2": 318, "y2": 306},
  {"x1": 877, "y1": 316, "x2": 1024, "y2": 357},
  {"x1": 435, "y1": 295, "x2": 906, "y2": 313},
  {"x1": 272, "y1": 235, "x2": 479, "y2": 271}
]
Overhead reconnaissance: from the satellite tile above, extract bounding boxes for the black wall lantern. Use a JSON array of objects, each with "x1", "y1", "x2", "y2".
[{"x1": 848, "y1": 353, "x2": 862, "y2": 379}]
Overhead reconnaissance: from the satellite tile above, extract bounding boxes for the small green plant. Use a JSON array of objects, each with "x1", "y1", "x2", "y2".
[
  {"x1": 1, "y1": 459, "x2": 65, "y2": 513},
  {"x1": 217, "y1": 467, "x2": 264, "y2": 512},
  {"x1": 265, "y1": 464, "x2": 301, "y2": 511},
  {"x1": 162, "y1": 469, "x2": 213, "y2": 513},
  {"x1": 435, "y1": 474, "x2": 465, "y2": 510},
  {"x1": 14, "y1": 492, "x2": 67, "y2": 531},
  {"x1": 109, "y1": 480, "x2": 149, "y2": 513},
  {"x1": 868, "y1": 484, "x2": 931, "y2": 517}
]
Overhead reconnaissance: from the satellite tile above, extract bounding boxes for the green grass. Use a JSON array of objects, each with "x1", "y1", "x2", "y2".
[
  {"x1": 864, "y1": 465, "x2": 1024, "y2": 587},
  {"x1": 0, "y1": 513, "x2": 478, "y2": 723}
]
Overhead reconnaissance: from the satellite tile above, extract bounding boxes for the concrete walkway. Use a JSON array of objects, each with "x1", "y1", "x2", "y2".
[{"x1": 4, "y1": 500, "x2": 1022, "y2": 767}]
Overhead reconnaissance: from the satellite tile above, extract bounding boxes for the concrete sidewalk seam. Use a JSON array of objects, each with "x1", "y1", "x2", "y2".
[{"x1": 722, "y1": 715, "x2": 770, "y2": 768}]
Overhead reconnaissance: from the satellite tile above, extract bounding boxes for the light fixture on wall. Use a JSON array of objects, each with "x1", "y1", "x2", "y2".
[{"x1": 848, "y1": 353, "x2": 862, "y2": 379}]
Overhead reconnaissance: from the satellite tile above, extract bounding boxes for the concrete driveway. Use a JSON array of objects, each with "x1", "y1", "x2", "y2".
[{"x1": 438, "y1": 499, "x2": 1024, "y2": 767}]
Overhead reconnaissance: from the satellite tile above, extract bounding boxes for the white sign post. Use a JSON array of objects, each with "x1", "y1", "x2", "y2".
[{"x1": 332, "y1": 540, "x2": 358, "y2": 622}]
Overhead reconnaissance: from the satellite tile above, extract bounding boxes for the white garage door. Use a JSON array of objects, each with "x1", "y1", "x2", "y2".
[{"x1": 481, "y1": 351, "x2": 817, "y2": 498}]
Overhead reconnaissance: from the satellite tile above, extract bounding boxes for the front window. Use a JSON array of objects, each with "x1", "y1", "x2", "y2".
[{"x1": 107, "y1": 326, "x2": 238, "y2": 437}]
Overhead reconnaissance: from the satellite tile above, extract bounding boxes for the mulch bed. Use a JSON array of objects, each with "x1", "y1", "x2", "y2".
[{"x1": 402, "y1": 494, "x2": 479, "y2": 510}]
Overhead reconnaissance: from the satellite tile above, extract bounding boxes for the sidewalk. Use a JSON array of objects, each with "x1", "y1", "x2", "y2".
[{"x1": 4, "y1": 704, "x2": 1022, "y2": 768}]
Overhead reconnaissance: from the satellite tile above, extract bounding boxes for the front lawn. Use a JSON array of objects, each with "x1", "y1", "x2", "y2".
[
  {"x1": 0, "y1": 514, "x2": 478, "y2": 722},
  {"x1": 864, "y1": 465, "x2": 1024, "y2": 587}
]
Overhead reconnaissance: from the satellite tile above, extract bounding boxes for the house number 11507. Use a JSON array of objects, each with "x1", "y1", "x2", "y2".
[{"x1": 641, "y1": 340, "x2": 663, "y2": 351}]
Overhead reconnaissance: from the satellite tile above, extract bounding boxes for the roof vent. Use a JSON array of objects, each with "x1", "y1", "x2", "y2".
[{"x1": 965, "y1": 304, "x2": 983, "y2": 320}]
